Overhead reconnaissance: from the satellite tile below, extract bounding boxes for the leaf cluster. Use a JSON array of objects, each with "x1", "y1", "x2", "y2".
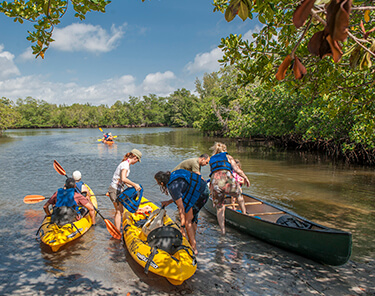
[
  {"x1": 215, "y1": 0, "x2": 375, "y2": 100},
  {"x1": 0, "y1": 0, "x2": 111, "y2": 58}
]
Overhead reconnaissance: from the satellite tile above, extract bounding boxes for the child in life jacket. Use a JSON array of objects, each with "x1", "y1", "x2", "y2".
[{"x1": 231, "y1": 159, "x2": 245, "y2": 211}]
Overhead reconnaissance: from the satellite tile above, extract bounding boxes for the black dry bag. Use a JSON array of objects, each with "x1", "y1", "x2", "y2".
[
  {"x1": 276, "y1": 214, "x2": 311, "y2": 229},
  {"x1": 147, "y1": 226, "x2": 182, "y2": 255}
]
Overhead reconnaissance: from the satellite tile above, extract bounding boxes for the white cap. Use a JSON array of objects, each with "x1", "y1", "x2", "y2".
[{"x1": 72, "y1": 170, "x2": 82, "y2": 181}]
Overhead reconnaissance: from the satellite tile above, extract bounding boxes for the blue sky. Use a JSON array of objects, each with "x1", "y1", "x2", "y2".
[{"x1": 0, "y1": 0, "x2": 259, "y2": 106}]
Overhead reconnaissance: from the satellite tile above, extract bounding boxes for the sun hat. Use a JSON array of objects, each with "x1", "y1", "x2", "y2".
[
  {"x1": 131, "y1": 149, "x2": 142, "y2": 162},
  {"x1": 72, "y1": 170, "x2": 82, "y2": 181}
]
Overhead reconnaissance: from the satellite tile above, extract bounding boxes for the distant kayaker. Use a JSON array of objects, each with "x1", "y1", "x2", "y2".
[
  {"x1": 72, "y1": 170, "x2": 91, "y2": 200},
  {"x1": 43, "y1": 177, "x2": 96, "y2": 226},
  {"x1": 102, "y1": 132, "x2": 114, "y2": 142},
  {"x1": 209, "y1": 142, "x2": 250, "y2": 235},
  {"x1": 155, "y1": 169, "x2": 209, "y2": 255},
  {"x1": 107, "y1": 149, "x2": 142, "y2": 232}
]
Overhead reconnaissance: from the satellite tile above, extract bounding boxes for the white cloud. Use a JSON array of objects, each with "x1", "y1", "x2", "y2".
[
  {"x1": 0, "y1": 71, "x2": 180, "y2": 106},
  {"x1": 0, "y1": 45, "x2": 20, "y2": 79},
  {"x1": 185, "y1": 47, "x2": 223, "y2": 74},
  {"x1": 18, "y1": 48, "x2": 35, "y2": 61},
  {"x1": 141, "y1": 71, "x2": 176, "y2": 95},
  {"x1": 52, "y1": 23, "x2": 126, "y2": 53}
]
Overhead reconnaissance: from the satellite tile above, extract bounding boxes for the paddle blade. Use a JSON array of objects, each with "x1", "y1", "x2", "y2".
[
  {"x1": 98, "y1": 139, "x2": 103, "y2": 142},
  {"x1": 53, "y1": 160, "x2": 66, "y2": 176},
  {"x1": 99, "y1": 127, "x2": 103, "y2": 132},
  {"x1": 113, "y1": 135, "x2": 117, "y2": 138},
  {"x1": 104, "y1": 219, "x2": 121, "y2": 239},
  {"x1": 24, "y1": 195, "x2": 46, "y2": 204}
]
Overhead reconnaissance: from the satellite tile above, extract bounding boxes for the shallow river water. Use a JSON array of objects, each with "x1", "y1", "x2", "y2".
[{"x1": 0, "y1": 128, "x2": 374, "y2": 295}]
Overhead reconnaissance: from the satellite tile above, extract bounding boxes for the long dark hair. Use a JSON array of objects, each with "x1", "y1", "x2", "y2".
[{"x1": 154, "y1": 171, "x2": 171, "y2": 195}]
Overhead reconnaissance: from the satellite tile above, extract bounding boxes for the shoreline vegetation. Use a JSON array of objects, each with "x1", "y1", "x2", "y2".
[{"x1": 2, "y1": 67, "x2": 375, "y2": 166}]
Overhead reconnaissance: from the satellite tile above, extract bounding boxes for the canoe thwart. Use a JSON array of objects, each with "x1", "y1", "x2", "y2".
[
  {"x1": 225, "y1": 201, "x2": 263, "y2": 207},
  {"x1": 247, "y1": 211, "x2": 284, "y2": 217}
]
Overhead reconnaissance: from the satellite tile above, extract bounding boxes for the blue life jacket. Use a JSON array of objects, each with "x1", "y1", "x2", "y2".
[
  {"x1": 55, "y1": 188, "x2": 78, "y2": 210},
  {"x1": 167, "y1": 169, "x2": 201, "y2": 213},
  {"x1": 209, "y1": 152, "x2": 232, "y2": 176},
  {"x1": 117, "y1": 186, "x2": 143, "y2": 213},
  {"x1": 75, "y1": 181, "x2": 83, "y2": 193}
]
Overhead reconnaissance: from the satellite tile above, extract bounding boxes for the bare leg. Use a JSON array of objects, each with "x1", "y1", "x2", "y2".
[
  {"x1": 216, "y1": 205, "x2": 226, "y2": 235},
  {"x1": 231, "y1": 196, "x2": 236, "y2": 210},
  {"x1": 193, "y1": 221, "x2": 197, "y2": 235},
  {"x1": 237, "y1": 194, "x2": 246, "y2": 214},
  {"x1": 85, "y1": 203, "x2": 96, "y2": 225},
  {"x1": 185, "y1": 210, "x2": 198, "y2": 255},
  {"x1": 113, "y1": 202, "x2": 123, "y2": 232}
]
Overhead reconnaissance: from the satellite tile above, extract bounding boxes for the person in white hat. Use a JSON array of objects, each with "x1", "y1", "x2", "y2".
[
  {"x1": 72, "y1": 170, "x2": 91, "y2": 201},
  {"x1": 107, "y1": 149, "x2": 142, "y2": 232}
]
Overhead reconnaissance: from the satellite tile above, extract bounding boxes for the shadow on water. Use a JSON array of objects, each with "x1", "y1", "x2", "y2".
[{"x1": 0, "y1": 212, "x2": 120, "y2": 296}]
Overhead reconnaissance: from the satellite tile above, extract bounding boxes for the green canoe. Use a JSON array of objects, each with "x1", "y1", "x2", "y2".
[{"x1": 204, "y1": 193, "x2": 352, "y2": 266}]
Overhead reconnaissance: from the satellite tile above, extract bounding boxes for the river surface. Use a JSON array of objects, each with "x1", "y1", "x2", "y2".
[{"x1": 0, "y1": 127, "x2": 374, "y2": 295}]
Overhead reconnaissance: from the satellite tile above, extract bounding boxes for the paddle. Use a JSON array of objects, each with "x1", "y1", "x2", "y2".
[
  {"x1": 99, "y1": 127, "x2": 104, "y2": 133},
  {"x1": 24, "y1": 195, "x2": 47, "y2": 204},
  {"x1": 53, "y1": 159, "x2": 121, "y2": 239}
]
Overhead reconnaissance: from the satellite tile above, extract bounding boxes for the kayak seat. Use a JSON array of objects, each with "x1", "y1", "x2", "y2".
[{"x1": 78, "y1": 207, "x2": 89, "y2": 218}]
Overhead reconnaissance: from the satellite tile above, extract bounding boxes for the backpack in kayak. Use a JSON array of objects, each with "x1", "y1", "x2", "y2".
[
  {"x1": 51, "y1": 206, "x2": 77, "y2": 226},
  {"x1": 147, "y1": 226, "x2": 183, "y2": 255},
  {"x1": 117, "y1": 185, "x2": 143, "y2": 213},
  {"x1": 276, "y1": 214, "x2": 312, "y2": 229}
]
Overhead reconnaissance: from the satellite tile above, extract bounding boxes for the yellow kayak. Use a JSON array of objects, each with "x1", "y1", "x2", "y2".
[
  {"x1": 122, "y1": 197, "x2": 197, "y2": 285},
  {"x1": 39, "y1": 184, "x2": 97, "y2": 252}
]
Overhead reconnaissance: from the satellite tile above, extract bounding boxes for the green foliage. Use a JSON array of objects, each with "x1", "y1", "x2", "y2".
[
  {"x1": 0, "y1": 0, "x2": 111, "y2": 58},
  {"x1": 165, "y1": 89, "x2": 200, "y2": 127},
  {"x1": 194, "y1": 63, "x2": 375, "y2": 163},
  {"x1": 1, "y1": 91, "x2": 198, "y2": 129},
  {"x1": 0, "y1": 97, "x2": 20, "y2": 133}
]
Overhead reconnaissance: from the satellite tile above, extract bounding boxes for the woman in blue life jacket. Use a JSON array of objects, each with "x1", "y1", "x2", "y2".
[
  {"x1": 209, "y1": 142, "x2": 250, "y2": 235},
  {"x1": 72, "y1": 170, "x2": 91, "y2": 200},
  {"x1": 107, "y1": 149, "x2": 142, "y2": 232},
  {"x1": 43, "y1": 178, "x2": 96, "y2": 225},
  {"x1": 154, "y1": 169, "x2": 209, "y2": 255}
]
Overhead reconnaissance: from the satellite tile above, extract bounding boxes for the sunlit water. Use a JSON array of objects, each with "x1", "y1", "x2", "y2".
[{"x1": 0, "y1": 128, "x2": 374, "y2": 295}]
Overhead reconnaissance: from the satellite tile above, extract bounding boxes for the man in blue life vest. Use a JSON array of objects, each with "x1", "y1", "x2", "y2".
[
  {"x1": 43, "y1": 178, "x2": 96, "y2": 226},
  {"x1": 161, "y1": 154, "x2": 210, "y2": 229},
  {"x1": 155, "y1": 169, "x2": 209, "y2": 255}
]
